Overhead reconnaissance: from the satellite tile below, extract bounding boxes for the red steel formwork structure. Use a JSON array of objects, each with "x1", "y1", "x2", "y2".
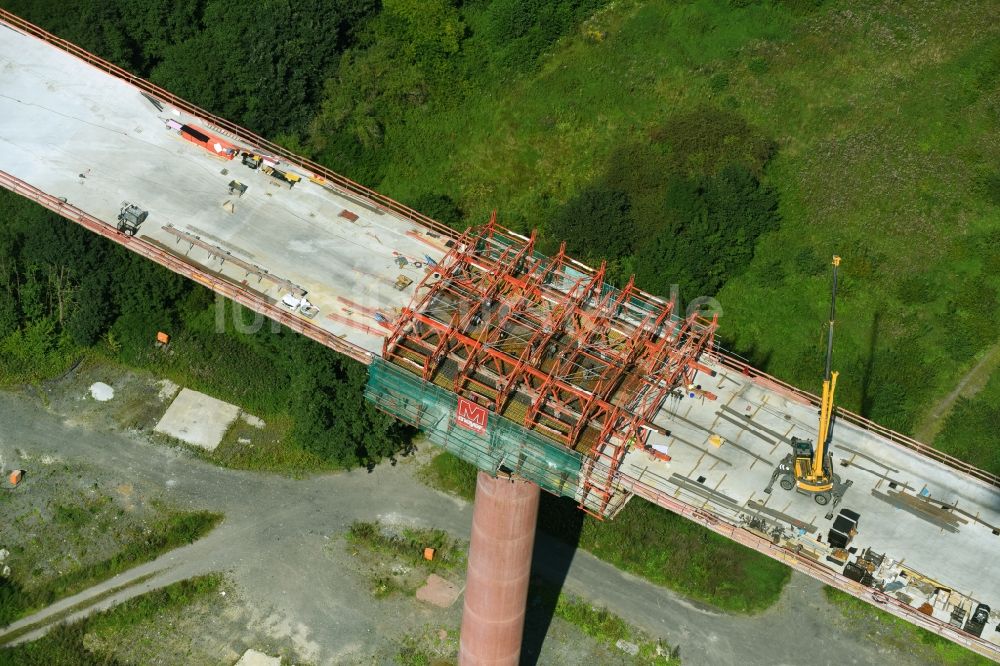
[{"x1": 384, "y1": 218, "x2": 718, "y2": 517}]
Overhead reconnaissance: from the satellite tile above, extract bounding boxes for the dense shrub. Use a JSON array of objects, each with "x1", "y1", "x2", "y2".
[
  {"x1": 935, "y1": 371, "x2": 1000, "y2": 476},
  {"x1": 407, "y1": 193, "x2": 465, "y2": 227},
  {"x1": 3, "y1": 0, "x2": 380, "y2": 139},
  {"x1": 547, "y1": 106, "x2": 781, "y2": 300},
  {"x1": 653, "y1": 105, "x2": 777, "y2": 177},
  {"x1": 548, "y1": 187, "x2": 634, "y2": 263},
  {"x1": 483, "y1": 0, "x2": 605, "y2": 72},
  {"x1": 0, "y1": 577, "x2": 22, "y2": 628}
]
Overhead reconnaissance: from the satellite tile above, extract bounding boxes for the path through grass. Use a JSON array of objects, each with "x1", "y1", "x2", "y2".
[
  {"x1": 0, "y1": 510, "x2": 222, "y2": 627},
  {"x1": 0, "y1": 574, "x2": 223, "y2": 665}
]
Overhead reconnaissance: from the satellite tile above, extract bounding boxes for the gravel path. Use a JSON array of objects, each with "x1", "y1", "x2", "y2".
[{"x1": 0, "y1": 390, "x2": 921, "y2": 665}]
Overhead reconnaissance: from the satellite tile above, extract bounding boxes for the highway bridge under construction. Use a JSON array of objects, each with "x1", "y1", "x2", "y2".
[{"x1": 1, "y1": 9, "x2": 999, "y2": 664}]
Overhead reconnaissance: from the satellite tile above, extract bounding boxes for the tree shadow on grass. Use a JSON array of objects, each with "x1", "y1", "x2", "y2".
[{"x1": 859, "y1": 311, "x2": 881, "y2": 418}]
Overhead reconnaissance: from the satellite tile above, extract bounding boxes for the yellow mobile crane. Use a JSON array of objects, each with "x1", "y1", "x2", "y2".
[{"x1": 778, "y1": 256, "x2": 842, "y2": 505}]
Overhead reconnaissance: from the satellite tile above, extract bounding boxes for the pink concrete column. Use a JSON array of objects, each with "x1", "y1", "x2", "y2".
[{"x1": 459, "y1": 471, "x2": 541, "y2": 666}]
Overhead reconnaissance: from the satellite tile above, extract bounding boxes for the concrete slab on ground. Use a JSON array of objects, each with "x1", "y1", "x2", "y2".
[
  {"x1": 153, "y1": 388, "x2": 240, "y2": 451},
  {"x1": 235, "y1": 649, "x2": 281, "y2": 666},
  {"x1": 416, "y1": 574, "x2": 462, "y2": 608}
]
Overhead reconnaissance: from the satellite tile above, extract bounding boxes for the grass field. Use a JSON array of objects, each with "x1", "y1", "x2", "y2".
[
  {"x1": 0, "y1": 503, "x2": 222, "y2": 624},
  {"x1": 419, "y1": 447, "x2": 479, "y2": 501},
  {"x1": 933, "y1": 365, "x2": 1000, "y2": 475},
  {"x1": 532, "y1": 580, "x2": 679, "y2": 665},
  {"x1": 344, "y1": 520, "x2": 466, "y2": 599},
  {"x1": 554, "y1": 496, "x2": 790, "y2": 613},
  {"x1": 0, "y1": 491, "x2": 221, "y2": 628}
]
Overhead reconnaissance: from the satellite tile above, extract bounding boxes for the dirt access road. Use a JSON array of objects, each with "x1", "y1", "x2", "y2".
[
  {"x1": 913, "y1": 342, "x2": 1000, "y2": 443},
  {"x1": 0, "y1": 389, "x2": 926, "y2": 665}
]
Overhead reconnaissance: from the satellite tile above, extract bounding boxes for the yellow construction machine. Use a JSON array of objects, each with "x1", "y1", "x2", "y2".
[{"x1": 778, "y1": 255, "x2": 842, "y2": 505}]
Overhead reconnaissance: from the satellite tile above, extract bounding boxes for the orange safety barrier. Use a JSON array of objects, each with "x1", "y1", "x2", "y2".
[{"x1": 179, "y1": 124, "x2": 236, "y2": 159}]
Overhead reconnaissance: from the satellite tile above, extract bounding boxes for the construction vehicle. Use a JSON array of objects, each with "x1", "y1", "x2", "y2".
[
  {"x1": 228, "y1": 180, "x2": 248, "y2": 197},
  {"x1": 279, "y1": 292, "x2": 319, "y2": 319},
  {"x1": 778, "y1": 256, "x2": 842, "y2": 505},
  {"x1": 262, "y1": 165, "x2": 301, "y2": 189},
  {"x1": 241, "y1": 152, "x2": 262, "y2": 169},
  {"x1": 116, "y1": 201, "x2": 148, "y2": 236}
]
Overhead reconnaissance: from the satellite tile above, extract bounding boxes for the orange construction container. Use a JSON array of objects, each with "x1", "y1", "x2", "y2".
[
  {"x1": 156, "y1": 331, "x2": 170, "y2": 345},
  {"x1": 423, "y1": 547, "x2": 435, "y2": 561},
  {"x1": 8, "y1": 470, "x2": 23, "y2": 486},
  {"x1": 179, "y1": 124, "x2": 236, "y2": 160}
]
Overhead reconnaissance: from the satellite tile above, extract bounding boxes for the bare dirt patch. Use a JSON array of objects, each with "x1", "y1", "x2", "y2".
[
  {"x1": 27, "y1": 358, "x2": 313, "y2": 474},
  {"x1": 343, "y1": 521, "x2": 466, "y2": 600},
  {"x1": 0, "y1": 459, "x2": 163, "y2": 597},
  {"x1": 156, "y1": 379, "x2": 180, "y2": 402},
  {"x1": 235, "y1": 648, "x2": 281, "y2": 665},
  {"x1": 0, "y1": 453, "x2": 220, "y2": 634},
  {"x1": 37, "y1": 357, "x2": 173, "y2": 432}
]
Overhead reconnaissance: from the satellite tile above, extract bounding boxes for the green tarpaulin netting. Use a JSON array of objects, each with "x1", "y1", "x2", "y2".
[{"x1": 365, "y1": 357, "x2": 583, "y2": 500}]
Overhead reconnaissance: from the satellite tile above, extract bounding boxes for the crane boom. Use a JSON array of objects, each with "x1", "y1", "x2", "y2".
[
  {"x1": 812, "y1": 256, "x2": 840, "y2": 478},
  {"x1": 825, "y1": 256, "x2": 840, "y2": 381},
  {"x1": 813, "y1": 370, "x2": 838, "y2": 477}
]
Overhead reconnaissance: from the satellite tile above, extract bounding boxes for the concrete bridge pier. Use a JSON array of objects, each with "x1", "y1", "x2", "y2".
[{"x1": 459, "y1": 471, "x2": 541, "y2": 665}]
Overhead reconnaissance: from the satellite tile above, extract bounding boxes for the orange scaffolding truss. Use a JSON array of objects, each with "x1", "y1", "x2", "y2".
[{"x1": 384, "y1": 218, "x2": 718, "y2": 515}]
